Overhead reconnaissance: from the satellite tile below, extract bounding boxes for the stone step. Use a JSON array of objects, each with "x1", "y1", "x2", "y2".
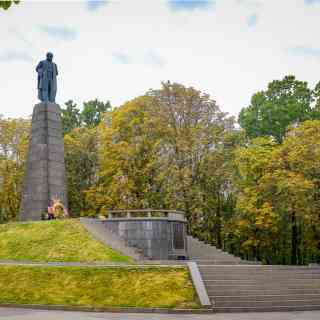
[
  {"x1": 197, "y1": 256, "x2": 320, "y2": 312},
  {"x1": 191, "y1": 252, "x2": 242, "y2": 258},
  {"x1": 201, "y1": 274, "x2": 320, "y2": 280},
  {"x1": 188, "y1": 243, "x2": 224, "y2": 250},
  {"x1": 204, "y1": 279, "x2": 320, "y2": 285},
  {"x1": 189, "y1": 249, "x2": 239, "y2": 254},
  {"x1": 186, "y1": 236, "x2": 247, "y2": 264},
  {"x1": 188, "y1": 245, "x2": 234, "y2": 252},
  {"x1": 214, "y1": 299, "x2": 320, "y2": 308},
  {"x1": 200, "y1": 271, "x2": 320, "y2": 277},
  {"x1": 199, "y1": 266, "x2": 320, "y2": 272},
  {"x1": 213, "y1": 305, "x2": 320, "y2": 313},
  {"x1": 199, "y1": 264, "x2": 320, "y2": 269},
  {"x1": 193, "y1": 260, "x2": 242, "y2": 265},
  {"x1": 207, "y1": 288, "x2": 320, "y2": 296},
  {"x1": 192, "y1": 257, "x2": 242, "y2": 263},
  {"x1": 206, "y1": 283, "x2": 320, "y2": 291},
  {"x1": 211, "y1": 294, "x2": 320, "y2": 302},
  {"x1": 192, "y1": 255, "x2": 240, "y2": 259},
  {"x1": 188, "y1": 248, "x2": 229, "y2": 255},
  {"x1": 201, "y1": 271, "x2": 320, "y2": 278},
  {"x1": 191, "y1": 253, "x2": 241, "y2": 258}
]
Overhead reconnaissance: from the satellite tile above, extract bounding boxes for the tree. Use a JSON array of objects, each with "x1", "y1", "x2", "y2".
[
  {"x1": 313, "y1": 80, "x2": 320, "y2": 114},
  {"x1": 64, "y1": 126, "x2": 98, "y2": 216},
  {"x1": 233, "y1": 121, "x2": 320, "y2": 264},
  {"x1": 232, "y1": 137, "x2": 280, "y2": 262},
  {"x1": 61, "y1": 100, "x2": 81, "y2": 136},
  {"x1": 81, "y1": 99, "x2": 111, "y2": 128},
  {"x1": 0, "y1": 1, "x2": 19, "y2": 10},
  {"x1": 147, "y1": 82, "x2": 235, "y2": 240},
  {"x1": 276, "y1": 120, "x2": 320, "y2": 264},
  {"x1": 85, "y1": 82, "x2": 237, "y2": 250},
  {"x1": 0, "y1": 117, "x2": 30, "y2": 222},
  {"x1": 239, "y1": 75, "x2": 318, "y2": 143},
  {"x1": 85, "y1": 96, "x2": 163, "y2": 215},
  {"x1": 197, "y1": 129, "x2": 243, "y2": 248}
]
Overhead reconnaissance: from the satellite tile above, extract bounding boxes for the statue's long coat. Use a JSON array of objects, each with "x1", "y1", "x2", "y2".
[{"x1": 36, "y1": 60, "x2": 58, "y2": 101}]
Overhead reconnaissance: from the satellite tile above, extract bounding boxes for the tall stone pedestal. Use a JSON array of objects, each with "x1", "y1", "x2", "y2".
[{"x1": 20, "y1": 102, "x2": 67, "y2": 221}]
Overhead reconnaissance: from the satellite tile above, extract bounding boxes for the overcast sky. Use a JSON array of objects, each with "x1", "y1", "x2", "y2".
[{"x1": 1, "y1": 0, "x2": 320, "y2": 119}]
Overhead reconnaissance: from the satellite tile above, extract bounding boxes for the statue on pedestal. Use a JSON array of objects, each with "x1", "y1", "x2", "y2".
[
  {"x1": 20, "y1": 52, "x2": 67, "y2": 221},
  {"x1": 36, "y1": 52, "x2": 58, "y2": 103}
]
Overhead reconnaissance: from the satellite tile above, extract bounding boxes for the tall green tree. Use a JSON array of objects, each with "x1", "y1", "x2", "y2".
[
  {"x1": 85, "y1": 82, "x2": 236, "y2": 249},
  {"x1": 313, "y1": 81, "x2": 320, "y2": 113},
  {"x1": 85, "y1": 96, "x2": 163, "y2": 215},
  {"x1": 61, "y1": 100, "x2": 81, "y2": 136},
  {"x1": 147, "y1": 82, "x2": 235, "y2": 239},
  {"x1": 239, "y1": 75, "x2": 319, "y2": 142},
  {"x1": 0, "y1": 1, "x2": 19, "y2": 10},
  {"x1": 61, "y1": 99, "x2": 111, "y2": 135},
  {"x1": 233, "y1": 121, "x2": 320, "y2": 264},
  {"x1": 64, "y1": 127, "x2": 98, "y2": 216},
  {"x1": 0, "y1": 117, "x2": 30, "y2": 222},
  {"x1": 82, "y1": 99, "x2": 111, "y2": 128}
]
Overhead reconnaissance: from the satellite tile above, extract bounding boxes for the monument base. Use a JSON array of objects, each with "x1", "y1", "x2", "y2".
[{"x1": 20, "y1": 102, "x2": 67, "y2": 221}]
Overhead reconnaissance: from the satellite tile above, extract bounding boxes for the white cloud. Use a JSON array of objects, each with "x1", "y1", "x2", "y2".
[
  {"x1": 0, "y1": 50, "x2": 32, "y2": 63},
  {"x1": 288, "y1": 46, "x2": 320, "y2": 58},
  {"x1": 112, "y1": 51, "x2": 132, "y2": 64},
  {"x1": 39, "y1": 25, "x2": 78, "y2": 41},
  {"x1": 1, "y1": 0, "x2": 320, "y2": 120},
  {"x1": 87, "y1": 0, "x2": 109, "y2": 11},
  {"x1": 247, "y1": 13, "x2": 258, "y2": 27}
]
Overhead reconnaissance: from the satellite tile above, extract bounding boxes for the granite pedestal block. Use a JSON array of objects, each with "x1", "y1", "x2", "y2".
[
  {"x1": 102, "y1": 217, "x2": 188, "y2": 260},
  {"x1": 20, "y1": 102, "x2": 67, "y2": 221}
]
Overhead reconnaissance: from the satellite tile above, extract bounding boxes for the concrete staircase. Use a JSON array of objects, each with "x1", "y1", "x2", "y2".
[
  {"x1": 187, "y1": 236, "x2": 256, "y2": 265},
  {"x1": 187, "y1": 236, "x2": 320, "y2": 312},
  {"x1": 199, "y1": 265, "x2": 320, "y2": 312}
]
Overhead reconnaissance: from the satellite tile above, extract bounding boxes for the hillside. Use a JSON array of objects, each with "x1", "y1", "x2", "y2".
[
  {"x1": 0, "y1": 219, "x2": 131, "y2": 263},
  {"x1": 0, "y1": 265, "x2": 198, "y2": 309}
]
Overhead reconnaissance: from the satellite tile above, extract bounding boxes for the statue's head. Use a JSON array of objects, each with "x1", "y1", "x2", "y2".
[{"x1": 46, "y1": 52, "x2": 53, "y2": 62}]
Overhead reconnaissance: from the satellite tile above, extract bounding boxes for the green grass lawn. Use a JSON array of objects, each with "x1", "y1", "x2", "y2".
[
  {"x1": 0, "y1": 265, "x2": 199, "y2": 309},
  {"x1": 0, "y1": 219, "x2": 131, "y2": 263}
]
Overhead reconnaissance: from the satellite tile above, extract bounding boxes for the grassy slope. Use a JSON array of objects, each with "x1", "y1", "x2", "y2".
[
  {"x1": 0, "y1": 265, "x2": 199, "y2": 309},
  {"x1": 0, "y1": 219, "x2": 131, "y2": 263}
]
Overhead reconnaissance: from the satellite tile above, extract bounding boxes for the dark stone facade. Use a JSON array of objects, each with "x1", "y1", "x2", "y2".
[
  {"x1": 20, "y1": 102, "x2": 67, "y2": 221},
  {"x1": 101, "y1": 217, "x2": 188, "y2": 260}
]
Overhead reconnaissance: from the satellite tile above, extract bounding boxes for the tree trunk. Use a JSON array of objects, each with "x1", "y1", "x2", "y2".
[
  {"x1": 216, "y1": 192, "x2": 222, "y2": 249},
  {"x1": 291, "y1": 211, "x2": 298, "y2": 265}
]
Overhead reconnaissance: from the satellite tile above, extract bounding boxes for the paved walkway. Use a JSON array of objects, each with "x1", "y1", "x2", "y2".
[
  {"x1": 0, "y1": 308, "x2": 320, "y2": 320},
  {"x1": 0, "y1": 260, "x2": 186, "y2": 267}
]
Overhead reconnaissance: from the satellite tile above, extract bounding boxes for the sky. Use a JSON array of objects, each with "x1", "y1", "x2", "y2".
[{"x1": 1, "y1": 0, "x2": 320, "y2": 119}]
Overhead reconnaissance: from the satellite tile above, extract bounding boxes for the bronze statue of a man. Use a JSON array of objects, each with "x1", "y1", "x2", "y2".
[{"x1": 36, "y1": 52, "x2": 58, "y2": 103}]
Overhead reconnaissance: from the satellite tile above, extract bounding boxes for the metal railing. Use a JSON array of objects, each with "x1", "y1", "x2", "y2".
[{"x1": 107, "y1": 209, "x2": 185, "y2": 220}]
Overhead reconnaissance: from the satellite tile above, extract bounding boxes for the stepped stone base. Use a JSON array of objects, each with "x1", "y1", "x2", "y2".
[
  {"x1": 187, "y1": 236, "x2": 256, "y2": 264},
  {"x1": 20, "y1": 103, "x2": 67, "y2": 221},
  {"x1": 198, "y1": 264, "x2": 320, "y2": 312}
]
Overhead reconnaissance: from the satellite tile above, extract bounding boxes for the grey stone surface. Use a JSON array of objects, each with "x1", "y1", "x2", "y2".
[
  {"x1": 80, "y1": 218, "x2": 143, "y2": 261},
  {"x1": 187, "y1": 236, "x2": 247, "y2": 264},
  {"x1": 80, "y1": 217, "x2": 188, "y2": 260},
  {"x1": 198, "y1": 264, "x2": 320, "y2": 312},
  {"x1": 19, "y1": 102, "x2": 67, "y2": 221},
  {"x1": 102, "y1": 218, "x2": 187, "y2": 260},
  {"x1": 1, "y1": 308, "x2": 320, "y2": 319},
  {"x1": 187, "y1": 262, "x2": 211, "y2": 307}
]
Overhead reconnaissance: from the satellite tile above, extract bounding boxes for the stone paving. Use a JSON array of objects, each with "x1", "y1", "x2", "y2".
[{"x1": 0, "y1": 308, "x2": 320, "y2": 320}]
